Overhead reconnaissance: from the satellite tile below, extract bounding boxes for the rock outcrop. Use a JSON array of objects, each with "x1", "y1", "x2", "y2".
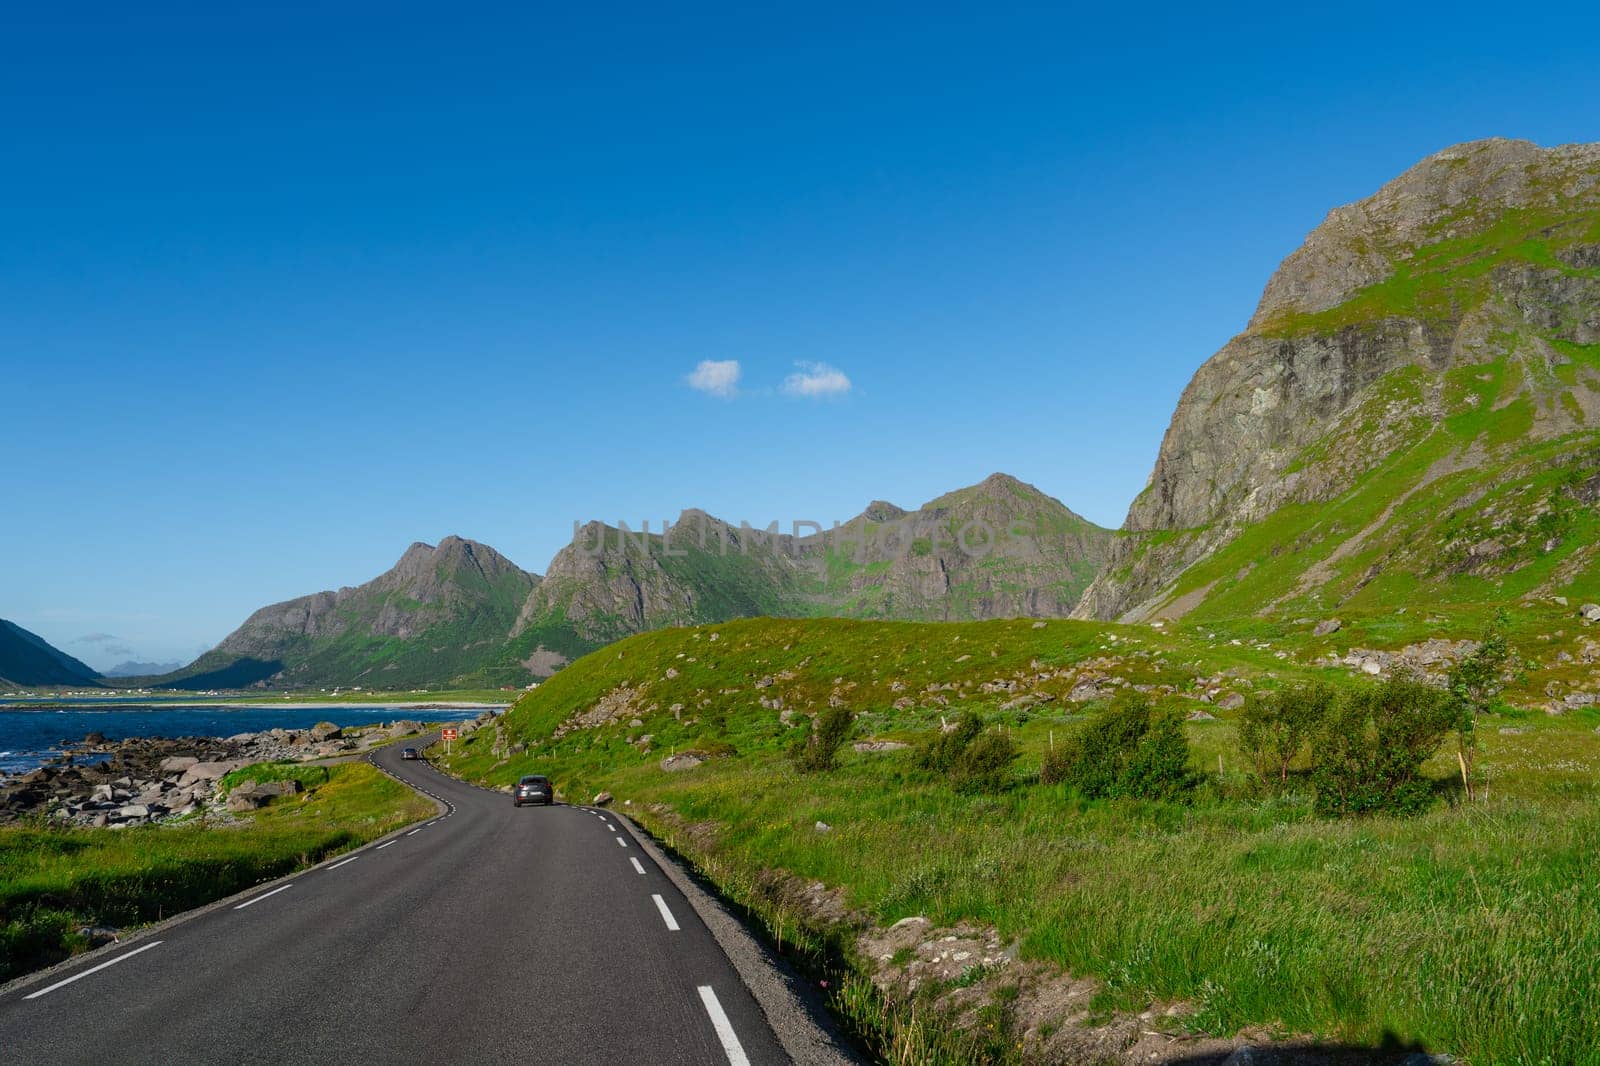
[{"x1": 1077, "y1": 138, "x2": 1600, "y2": 621}]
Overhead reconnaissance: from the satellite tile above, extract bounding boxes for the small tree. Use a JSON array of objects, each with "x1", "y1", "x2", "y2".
[
  {"x1": 789, "y1": 705, "x2": 854, "y2": 773},
  {"x1": 1309, "y1": 673, "x2": 1457, "y2": 817},
  {"x1": 1237, "y1": 682, "x2": 1336, "y2": 788},
  {"x1": 1448, "y1": 609, "x2": 1514, "y2": 800}
]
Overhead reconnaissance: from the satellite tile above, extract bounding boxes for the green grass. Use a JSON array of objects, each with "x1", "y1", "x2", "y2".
[
  {"x1": 435, "y1": 615, "x2": 1600, "y2": 1063},
  {"x1": 0, "y1": 762, "x2": 433, "y2": 982}
]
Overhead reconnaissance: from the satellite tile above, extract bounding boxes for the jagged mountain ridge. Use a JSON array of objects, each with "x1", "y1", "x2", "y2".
[
  {"x1": 0, "y1": 620, "x2": 102, "y2": 688},
  {"x1": 167, "y1": 475, "x2": 1111, "y2": 689},
  {"x1": 512, "y1": 473, "x2": 1112, "y2": 658},
  {"x1": 1076, "y1": 137, "x2": 1600, "y2": 621}
]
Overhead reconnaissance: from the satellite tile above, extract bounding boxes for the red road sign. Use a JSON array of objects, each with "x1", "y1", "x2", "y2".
[{"x1": 441, "y1": 727, "x2": 459, "y2": 741}]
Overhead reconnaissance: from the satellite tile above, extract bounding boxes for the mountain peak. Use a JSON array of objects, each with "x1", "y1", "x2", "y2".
[{"x1": 1252, "y1": 137, "x2": 1600, "y2": 328}]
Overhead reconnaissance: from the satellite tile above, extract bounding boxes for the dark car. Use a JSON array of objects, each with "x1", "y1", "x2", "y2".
[
  {"x1": 400, "y1": 747, "x2": 420, "y2": 761},
  {"x1": 513, "y1": 775, "x2": 553, "y2": 807}
]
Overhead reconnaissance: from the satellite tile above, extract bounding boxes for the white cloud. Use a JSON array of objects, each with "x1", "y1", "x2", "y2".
[
  {"x1": 782, "y1": 361, "x2": 852, "y2": 398},
  {"x1": 687, "y1": 359, "x2": 742, "y2": 398}
]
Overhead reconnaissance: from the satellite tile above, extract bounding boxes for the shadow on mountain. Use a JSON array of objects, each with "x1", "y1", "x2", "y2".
[
  {"x1": 155, "y1": 657, "x2": 283, "y2": 691},
  {"x1": 1161, "y1": 1032, "x2": 1442, "y2": 1065}
]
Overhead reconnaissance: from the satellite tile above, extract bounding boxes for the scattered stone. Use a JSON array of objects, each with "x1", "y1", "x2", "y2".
[
  {"x1": 814, "y1": 821, "x2": 833, "y2": 833},
  {"x1": 1185, "y1": 710, "x2": 1218, "y2": 722},
  {"x1": 1313, "y1": 618, "x2": 1342, "y2": 636},
  {"x1": 1581, "y1": 604, "x2": 1600, "y2": 622},
  {"x1": 593, "y1": 791, "x2": 614, "y2": 807}
]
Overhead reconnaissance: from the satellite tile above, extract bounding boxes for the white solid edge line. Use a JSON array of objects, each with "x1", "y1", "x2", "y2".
[
  {"x1": 697, "y1": 985, "x2": 752, "y2": 1066},
  {"x1": 233, "y1": 883, "x2": 293, "y2": 910},
  {"x1": 630, "y1": 857, "x2": 646, "y2": 875},
  {"x1": 652, "y1": 893, "x2": 680, "y2": 931},
  {"x1": 327, "y1": 856, "x2": 360, "y2": 870},
  {"x1": 615, "y1": 836, "x2": 628, "y2": 848},
  {"x1": 24, "y1": 941, "x2": 164, "y2": 1000}
]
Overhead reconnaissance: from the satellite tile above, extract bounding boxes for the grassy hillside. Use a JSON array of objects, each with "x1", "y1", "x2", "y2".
[{"x1": 438, "y1": 614, "x2": 1600, "y2": 1062}]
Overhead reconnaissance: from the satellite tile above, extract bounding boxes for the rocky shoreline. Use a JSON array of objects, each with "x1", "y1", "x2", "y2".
[{"x1": 0, "y1": 718, "x2": 447, "y2": 828}]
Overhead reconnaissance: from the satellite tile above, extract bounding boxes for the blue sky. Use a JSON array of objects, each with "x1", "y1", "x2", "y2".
[{"x1": 5, "y1": 2, "x2": 1599, "y2": 667}]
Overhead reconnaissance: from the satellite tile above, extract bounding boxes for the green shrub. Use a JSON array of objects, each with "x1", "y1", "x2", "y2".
[
  {"x1": 915, "y1": 711, "x2": 1017, "y2": 793},
  {"x1": 1237, "y1": 682, "x2": 1337, "y2": 788},
  {"x1": 789, "y1": 705, "x2": 854, "y2": 773},
  {"x1": 1045, "y1": 691, "x2": 1197, "y2": 801},
  {"x1": 1309, "y1": 674, "x2": 1460, "y2": 817},
  {"x1": 950, "y1": 732, "x2": 1019, "y2": 794},
  {"x1": 915, "y1": 711, "x2": 985, "y2": 774}
]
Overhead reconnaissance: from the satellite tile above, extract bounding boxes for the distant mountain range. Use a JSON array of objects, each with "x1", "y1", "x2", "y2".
[
  {"x1": 101, "y1": 660, "x2": 185, "y2": 678},
  {"x1": 153, "y1": 474, "x2": 1111, "y2": 690},
  {"x1": 0, "y1": 620, "x2": 102, "y2": 688}
]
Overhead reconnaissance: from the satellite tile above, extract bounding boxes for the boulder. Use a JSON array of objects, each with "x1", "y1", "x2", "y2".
[
  {"x1": 309, "y1": 722, "x2": 342, "y2": 742},
  {"x1": 178, "y1": 761, "x2": 243, "y2": 787},
  {"x1": 386, "y1": 720, "x2": 423, "y2": 738},
  {"x1": 1313, "y1": 619, "x2": 1342, "y2": 636},
  {"x1": 593, "y1": 791, "x2": 614, "y2": 807},
  {"x1": 159, "y1": 756, "x2": 199, "y2": 775},
  {"x1": 116, "y1": 804, "x2": 151, "y2": 819},
  {"x1": 1217, "y1": 692, "x2": 1246, "y2": 710},
  {"x1": 853, "y1": 740, "x2": 910, "y2": 753},
  {"x1": 660, "y1": 753, "x2": 706, "y2": 772}
]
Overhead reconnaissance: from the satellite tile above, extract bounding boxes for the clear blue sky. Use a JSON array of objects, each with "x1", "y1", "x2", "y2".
[{"x1": 5, "y1": 2, "x2": 1599, "y2": 668}]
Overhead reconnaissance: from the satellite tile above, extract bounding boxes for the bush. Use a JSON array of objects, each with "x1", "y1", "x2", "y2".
[
  {"x1": 789, "y1": 705, "x2": 854, "y2": 773},
  {"x1": 916, "y1": 711, "x2": 984, "y2": 774},
  {"x1": 916, "y1": 711, "x2": 1017, "y2": 793},
  {"x1": 950, "y1": 732, "x2": 1019, "y2": 794},
  {"x1": 1309, "y1": 674, "x2": 1459, "y2": 817},
  {"x1": 1237, "y1": 682, "x2": 1337, "y2": 789},
  {"x1": 1045, "y1": 691, "x2": 1197, "y2": 801}
]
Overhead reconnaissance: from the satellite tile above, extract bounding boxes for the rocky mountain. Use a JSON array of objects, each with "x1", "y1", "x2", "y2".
[
  {"x1": 513, "y1": 473, "x2": 1111, "y2": 668},
  {"x1": 165, "y1": 477, "x2": 1109, "y2": 690},
  {"x1": 0, "y1": 620, "x2": 102, "y2": 688},
  {"x1": 102, "y1": 660, "x2": 184, "y2": 678},
  {"x1": 161, "y1": 537, "x2": 539, "y2": 690},
  {"x1": 1076, "y1": 138, "x2": 1600, "y2": 622}
]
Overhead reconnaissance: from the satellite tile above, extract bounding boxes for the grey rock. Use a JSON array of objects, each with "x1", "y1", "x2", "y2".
[
  {"x1": 659, "y1": 753, "x2": 706, "y2": 772},
  {"x1": 592, "y1": 791, "x2": 614, "y2": 807},
  {"x1": 1581, "y1": 604, "x2": 1600, "y2": 622},
  {"x1": 159, "y1": 756, "x2": 199, "y2": 775},
  {"x1": 1313, "y1": 619, "x2": 1342, "y2": 636}
]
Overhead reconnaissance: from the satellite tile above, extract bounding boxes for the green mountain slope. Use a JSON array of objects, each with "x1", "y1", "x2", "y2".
[
  {"x1": 0, "y1": 620, "x2": 101, "y2": 688},
  {"x1": 160, "y1": 537, "x2": 539, "y2": 690},
  {"x1": 1076, "y1": 137, "x2": 1600, "y2": 622},
  {"x1": 511, "y1": 473, "x2": 1112, "y2": 668}
]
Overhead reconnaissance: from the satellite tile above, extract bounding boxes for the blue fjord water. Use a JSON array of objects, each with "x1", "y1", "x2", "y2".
[{"x1": 0, "y1": 701, "x2": 494, "y2": 775}]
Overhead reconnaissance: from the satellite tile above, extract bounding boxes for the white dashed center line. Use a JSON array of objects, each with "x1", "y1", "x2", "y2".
[
  {"x1": 327, "y1": 856, "x2": 360, "y2": 871},
  {"x1": 376, "y1": 840, "x2": 396, "y2": 850},
  {"x1": 630, "y1": 857, "x2": 646, "y2": 875},
  {"x1": 651, "y1": 893, "x2": 680, "y2": 931},
  {"x1": 406, "y1": 827, "x2": 424, "y2": 836},
  {"x1": 697, "y1": 985, "x2": 751, "y2": 1066},
  {"x1": 615, "y1": 836, "x2": 628, "y2": 848},
  {"x1": 24, "y1": 941, "x2": 164, "y2": 1000},
  {"x1": 233, "y1": 883, "x2": 293, "y2": 910}
]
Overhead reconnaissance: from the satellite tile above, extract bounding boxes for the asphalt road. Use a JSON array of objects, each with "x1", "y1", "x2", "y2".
[{"x1": 0, "y1": 741, "x2": 825, "y2": 1064}]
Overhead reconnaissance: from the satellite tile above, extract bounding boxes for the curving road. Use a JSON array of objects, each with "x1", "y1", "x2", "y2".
[{"x1": 0, "y1": 739, "x2": 846, "y2": 1064}]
